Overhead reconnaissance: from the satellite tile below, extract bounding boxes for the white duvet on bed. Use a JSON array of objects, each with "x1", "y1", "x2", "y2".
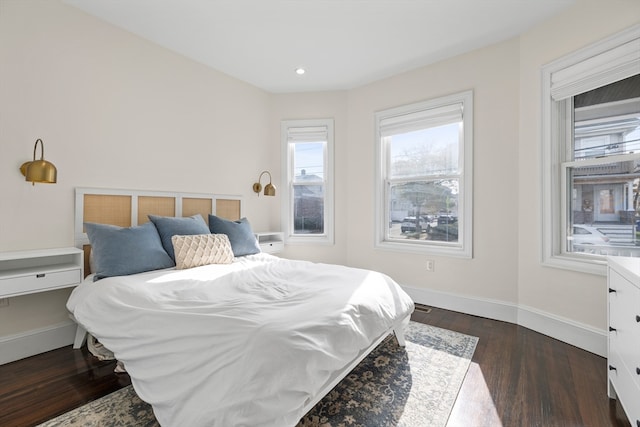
[{"x1": 67, "y1": 253, "x2": 414, "y2": 427}]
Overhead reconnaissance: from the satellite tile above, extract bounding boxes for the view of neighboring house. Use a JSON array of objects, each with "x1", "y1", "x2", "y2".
[
  {"x1": 294, "y1": 169, "x2": 325, "y2": 234},
  {"x1": 569, "y1": 75, "x2": 640, "y2": 255}
]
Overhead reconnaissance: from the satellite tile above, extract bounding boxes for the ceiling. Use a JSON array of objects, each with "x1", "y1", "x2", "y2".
[{"x1": 63, "y1": 0, "x2": 576, "y2": 93}]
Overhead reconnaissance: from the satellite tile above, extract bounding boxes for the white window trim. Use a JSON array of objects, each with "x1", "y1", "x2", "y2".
[
  {"x1": 374, "y1": 90, "x2": 473, "y2": 258},
  {"x1": 541, "y1": 24, "x2": 640, "y2": 276},
  {"x1": 281, "y1": 119, "x2": 335, "y2": 245}
]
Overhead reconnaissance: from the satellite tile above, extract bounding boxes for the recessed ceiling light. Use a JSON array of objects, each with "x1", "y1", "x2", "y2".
[{"x1": 295, "y1": 68, "x2": 306, "y2": 75}]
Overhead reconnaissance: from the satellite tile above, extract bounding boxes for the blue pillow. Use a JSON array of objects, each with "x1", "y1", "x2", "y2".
[
  {"x1": 208, "y1": 215, "x2": 260, "y2": 257},
  {"x1": 84, "y1": 221, "x2": 174, "y2": 281},
  {"x1": 148, "y1": 214, "x2": 211, "y2": 261}
]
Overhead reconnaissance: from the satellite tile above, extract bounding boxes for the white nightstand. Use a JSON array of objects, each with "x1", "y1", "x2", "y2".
[
  {"x1": 254, "y1": 232, "x2": 284, "y2": 254},
  {"x1": 0, "y1": 247, "x2": 83, "y2": 298},
  {"x1": 0, "y1": 247, "x2": 85, "y2": 350}
]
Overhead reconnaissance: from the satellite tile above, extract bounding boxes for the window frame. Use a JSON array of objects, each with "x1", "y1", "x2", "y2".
[
  {"x1": 374, "y1": 90, "x2": 474, "y2": 258},
  {"x1": 541, "y1": 24, "x2": 640, "y2": 275},
  {"x1": 281, "y1": 118, "x2": 335, "y2": 245}
]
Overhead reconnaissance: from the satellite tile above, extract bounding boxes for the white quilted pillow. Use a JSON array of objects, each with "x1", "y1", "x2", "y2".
[{"x1": 171, "y1": 234, "x2": 234, "y2": 269}]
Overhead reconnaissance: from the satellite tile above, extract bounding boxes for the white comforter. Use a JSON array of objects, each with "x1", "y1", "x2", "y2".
[{"x1": 67, "y1": 253, "x2": 414, "y2": 427}]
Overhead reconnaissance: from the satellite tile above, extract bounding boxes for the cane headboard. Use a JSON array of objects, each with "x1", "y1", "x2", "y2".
[{"x1": 75, "y1": 188, "x2": 243, "y2": 275}]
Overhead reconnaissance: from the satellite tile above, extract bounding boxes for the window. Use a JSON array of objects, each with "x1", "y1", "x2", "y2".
[
  {"x1": 375, "y1": 91, "x2": 473, "y2": 257},
  {"x1": 281, "y1": 119, "x2": 334, "y2": 244},
  {"x1": 542, "y1": 25, "x2": 640, "y2": 274}
]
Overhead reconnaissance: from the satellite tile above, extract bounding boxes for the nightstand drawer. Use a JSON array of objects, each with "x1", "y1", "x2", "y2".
[
  {"x1": 260, "y1": 241, "x2": 284, "y2": 254},
  {"x1": 0, "y1": 268, "x2": 82, "y2": 298},
  {"x1": 255, "y1": 232, "x2": 284, "y2": 254}
]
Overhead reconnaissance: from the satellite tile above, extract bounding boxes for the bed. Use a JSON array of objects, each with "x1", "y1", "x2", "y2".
[{"x1": 67, "y1": 188, "x2": 415, "y2": 427}]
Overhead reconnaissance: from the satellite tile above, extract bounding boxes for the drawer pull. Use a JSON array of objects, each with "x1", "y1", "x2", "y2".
[
  {"x1": 609, "y1": 365, "x2": 617, "y2": 371},
  {"x1": 608, "y1": 288, "x2": 617, "y2": 293},
  {"x1": 36, "y1": 273, "x2": 45, "y2": 278},
  {"x1": 636, "y1": 367, "x2": 640, "y2": 375},
  {"x1": 636, "y1": 315, "x2": 640, "y2": 323},
  {"x1": 609, "y1": 326, "x2": 617, "y2": 332}
]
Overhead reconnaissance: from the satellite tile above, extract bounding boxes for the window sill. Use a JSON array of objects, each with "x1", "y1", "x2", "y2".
[
  {"x1": 376, "y1": 240, "x2": 472, "y2": 259},
  {"x1": 542, "y1": 253, "x2": 607, "y2": 276},
  {"x1": 285, "y1": 236, "x2": 334, "y2": 246}
]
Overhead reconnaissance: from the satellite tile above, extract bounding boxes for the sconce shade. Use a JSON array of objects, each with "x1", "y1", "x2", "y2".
[
  {"x1": 253, "y1": 171, "x2": 276, "y2": 196},
  {"x1": 20, "y1": 139, "x2": 57, "y2": 184},
  {"x1": 264, "y1": 182, "x2": 276, "y2": 196}
]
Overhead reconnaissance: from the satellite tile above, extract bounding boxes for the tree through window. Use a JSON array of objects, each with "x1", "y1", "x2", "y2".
[{"x1": 375, "y1": 91, "x2": 473, "y2": 257}]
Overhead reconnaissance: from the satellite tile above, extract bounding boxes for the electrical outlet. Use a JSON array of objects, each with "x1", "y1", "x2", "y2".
[
  {"x1": 426, "y1": 260, "x2": 435, "y2": 272},
  {"x1": 0, "y1": 298, "x2": 8, "y2": 308}
]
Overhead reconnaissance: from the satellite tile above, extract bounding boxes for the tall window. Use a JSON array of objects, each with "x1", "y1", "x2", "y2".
[
  {"x1": 542, "y1": 25, "x2": 640, "y2": 274},
  {"x1": 375, "y1": 91, "x2": 473, "y2": 257},
  {"x1": 281, "y1": 119, "x2": 334, "y2": 244}
]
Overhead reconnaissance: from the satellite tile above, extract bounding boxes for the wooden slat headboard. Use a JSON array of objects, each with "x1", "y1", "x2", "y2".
[{"x1": 75, "y1": 188, "x2": 243, "y2": 275}]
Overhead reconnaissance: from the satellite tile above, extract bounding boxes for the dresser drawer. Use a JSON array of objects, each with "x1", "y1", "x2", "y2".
[
  {"x1": 609, "y1": 269, "x2": 640, "y2": 391},
  {"x1": 608, "y1": 258, "x2": 640, "y2": 426},
  {"x1": 0, "y1": 268, "x2": 82, "y2": 298},
  {"x1": 609, "y1": 355, "x2": 640, "y2": 427},
  {"x1": 630, "y1": 322, "x2": 640, "y2": 392}
]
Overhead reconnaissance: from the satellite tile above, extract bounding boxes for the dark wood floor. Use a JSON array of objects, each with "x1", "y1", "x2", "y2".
[{"x1": 0, "y1": 306, "x2": 632, "y2": 427}]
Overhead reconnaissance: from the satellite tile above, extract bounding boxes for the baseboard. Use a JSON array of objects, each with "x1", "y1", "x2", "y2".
[
  {"x1": 517, "y1": 304, "x2": 607, "y2": 357},
  {"x1": 0, "y1": 321, "x2": 76, "y2": 365},
  {"x1": 402, "y1": 285, "x2": 519, "y2": 324},
  {"x1": 402, "y1": 285, "x2": 607, "y2": 357}
]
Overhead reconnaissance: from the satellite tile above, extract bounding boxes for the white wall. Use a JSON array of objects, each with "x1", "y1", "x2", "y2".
[
  {"x1": 269, "y1": 38, "x2": 522, "y2": 311},
  {"x1": 268, "y1": 91, "x2": 348, "y2": 265},
  {"x1": 0, "y1": 0, "x2": 272, "y2": 339},
  {"x1": 344, "y1": 38, "x2": 521, "y2": 306},
  {"x1": 517, "y1": 0, "x2": 640, "y2": 329}
]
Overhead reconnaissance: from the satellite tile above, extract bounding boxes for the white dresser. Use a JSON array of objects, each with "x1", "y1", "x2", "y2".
[{"x1": 607, "y1": 256, "x2": 640, "y2": 427}]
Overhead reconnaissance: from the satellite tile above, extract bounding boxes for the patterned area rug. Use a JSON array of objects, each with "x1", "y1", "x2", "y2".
[{"x1": 38, "y1": 322, "x2": 477, "y2": 427}]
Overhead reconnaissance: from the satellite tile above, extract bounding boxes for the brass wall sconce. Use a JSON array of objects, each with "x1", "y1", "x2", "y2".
[
  {"x1": 253, "y1": 171, "x2": 276, "y2": 196},
  {"x1": 20, "y1": 138, "x2": 57, "y2": 185}
]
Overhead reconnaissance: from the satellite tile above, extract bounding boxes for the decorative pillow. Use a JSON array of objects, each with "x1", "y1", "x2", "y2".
[
  {"x1": 148, "y1": 214, "x2": 211, "y2": 262},
  {"x1": 171, "y1": 234, "x2": 234, "y2": 269},
  {"x1": 84, "y1": 222, "x2": 174, "y2": 281},
  {"x1": 208, "y1": 215, "x2": 261, "y2": 257}
]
